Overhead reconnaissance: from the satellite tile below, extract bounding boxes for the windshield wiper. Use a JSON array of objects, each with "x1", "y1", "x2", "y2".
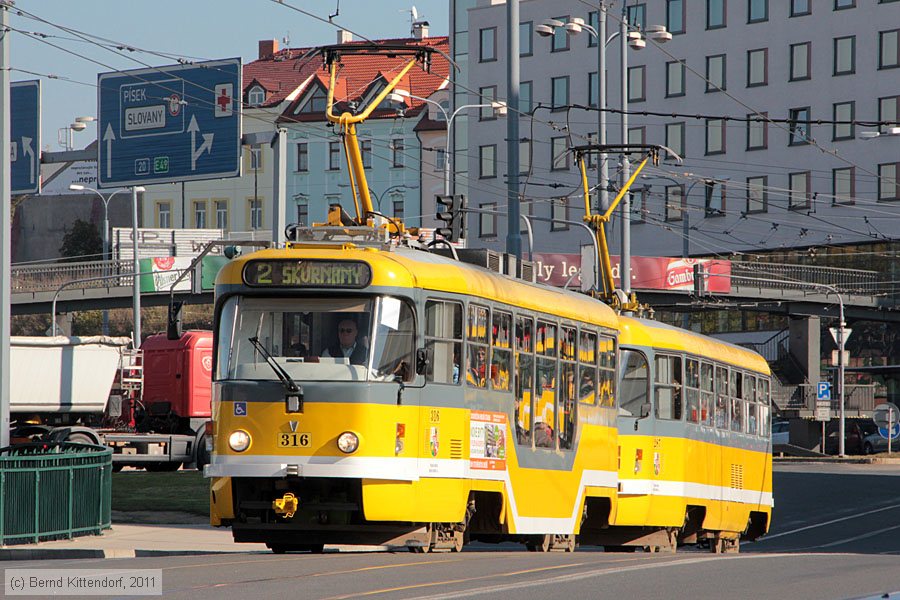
[{"x1": 248, "y1": 336, "x2": 304, "y2": 412}]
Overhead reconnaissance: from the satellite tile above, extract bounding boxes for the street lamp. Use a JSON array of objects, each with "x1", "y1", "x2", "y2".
[
  {"x1": 130, "y1": 186, "x2": 145, "y2": 349},
  {"x1": 69, "y1": 184, "x2": 133, "y2": 335},
  {"x1": 57, "y1": 116, "x2": 95, "y2": 151},
  {"x1": 860, "y1": 126, "x2": 900, "y2": 139},
  {"x1": 390, "y1": 89, "x2": 507, "y2": 196},
  {"x1": 539, "y1": 10, "x2": 669, "y2": 301}
]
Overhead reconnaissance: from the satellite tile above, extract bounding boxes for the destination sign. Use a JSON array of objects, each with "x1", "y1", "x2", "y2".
[{"x1": 243, "y1": 260, "x2": 372, "y2": 288}]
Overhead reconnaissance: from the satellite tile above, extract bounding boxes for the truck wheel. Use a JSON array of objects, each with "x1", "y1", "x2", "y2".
[
  {"x1": 195, "y1": 437, "x2": 211, "y2": 470},
  {"x1": 66, "y1": 432, "x2": 97, "y2": 445}
]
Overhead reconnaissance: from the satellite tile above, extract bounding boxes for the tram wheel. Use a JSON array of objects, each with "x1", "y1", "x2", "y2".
[
  {"x1": 561, "y1": 534, "x2": 576, "y2": 552},
  {"x1": 450, "y1": 530, "x2": 464, "y2": 553},
  {"x1": 525, "y1": 534, "x2": 553, "y2": 552}
]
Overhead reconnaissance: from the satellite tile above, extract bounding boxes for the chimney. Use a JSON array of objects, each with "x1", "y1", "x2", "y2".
[
  {"x1": 258, "y1": 39, "x2": 279, "y2": 60},
  {"x1": 412, "y1": 21, "x2": 429, "y2": 39},
  {"x1": 337, "y1": 30, "x2": 353, "y2": 44}
]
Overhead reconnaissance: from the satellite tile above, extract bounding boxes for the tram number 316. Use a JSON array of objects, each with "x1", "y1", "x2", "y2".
[{"x1": 278, "y1": 433, "x2": 311, "y2": 448}]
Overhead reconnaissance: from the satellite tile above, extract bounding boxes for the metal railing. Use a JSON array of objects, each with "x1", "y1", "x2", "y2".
[
  {"x1": 12, "y1": 259, "x2": 133, "y2": 293},
  {"x1": 739, "y1": 328, "x2": 790, "y2": 363},
  {"x1": 0, "y1": 442, "x2": 112, "y2": 545},
  {"x1": 796, "y1": 383, "x2": 879, "y2": 414},
  {"x1": 729, "y1": 261, "x2": 882, "y2": 296}
]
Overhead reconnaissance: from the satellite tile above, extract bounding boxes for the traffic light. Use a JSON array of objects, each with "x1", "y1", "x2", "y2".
[{"x1": 435, "y1": 194, "x2": 466, "y2": 243}]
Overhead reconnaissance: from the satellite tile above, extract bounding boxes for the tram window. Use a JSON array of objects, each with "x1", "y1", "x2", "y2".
[
  {"x1": 700, "y1": 362, "x2": 714, "y2": 426},
  {"x1": 730, "y1": 369, "x2": 742, "y2": 400},
  {"x1": 491, "y1": 311, "x2": 512, "y2": 392},
  {"x1": 685, "y1": 358, "x2": 700, "y2": 424},
  {"x1": 425, "y1": 300, "x2": 463, "y2": 385},
  {"x1": 618, "y1": 349, "x2": 649, "y2": 417},
  {"x1": 560, "y1": 326, "x2": 577, "y2": 361},
  {"x1": 559, "y1": 361, "x2": 577, "y2": 449},
  {"x1": 515, "y1": 316, "x2": 534, "y2": 445},
  {"x1": 578, "y1": 331, "x2": 597, "y2": 405},
  {"x1": 371, "y1": 297, "x2": 416, "y2": 381},
  {"x1": 598, "y1": 335, "x2": 616, "y2": 407},
  {"x1": 655, "y1": 355, "x2": 683, "y2": 421},
  {"x1": 536, "y1": 321, "x2": 557, "y2": 357},
  {"x1": 758, "y1": 377, "x2": 769, "y2": 406},
  {"x1": 731, "y1": 398, "x2": 744, "y2": 433},
  {"x1": 715, "y1": 365, "x2": 729, "y2": 429},
  {"x1": 744, "y1": 373, "x2": 755, "y2": 403},
  {"x1": 748, "y1": 402, "x2": 758, "y2": 436},
  {"x1": 467, "y1": 305, "x2": 490, "y2": 387},
  {"x1": 535, "y1": 354, "x2": 557, "y2": 448}
]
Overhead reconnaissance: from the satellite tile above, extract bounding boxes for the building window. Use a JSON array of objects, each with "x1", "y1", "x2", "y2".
[
  {"x1": 391, "y1": 139, "x2": 404, "y2": 168},
  {"x1": 833, "y1": 102, "x2": 855, "y2": 140},
  {"x1": 707, "y1": 0, "x2": 726, "y2": 29},
  {"x1": 747, "y1": 48, "x2": 768, "y2": 87},
  {"x1": 628, "y1": 66, "x2": 646, "y2": 102},
  {"x1": 551, "y1": 199, "x2": 569, "y2": 231},
  {"x1": 479, "y1": 27, "x2": 497, "y2": 62},
  {"x1": 479, "y1": 86, "x2": 497, "y2": 120},
  {"x1": 879, "y1": 29, "x2": 900, "y2": 69},
  {"x1": 249, "y1": 199, "x2": 263, "y2": 229},
  {"x1": 746, "y1": 177, "x2": 767, "y2": 213},
  {"x1": 392, "y1": 199, "x2": 405, "y2": 221},
  {"x1": 215, "y1": 199, "x2": 228, "y2": 229},
  {"x1": 790, "y1": 42, "x2": 811, "y2": 81},
  {"x1": 360, "y1": 139, "x2": 372, "y2": 169},
  {"x1": 328, "y1": 142, "x2": 342, "y2": 170},
  {"x1": 789, "y1": 172, "x2": 811, "y2": 210},
  {"x1": 627, "y1": 126, "x2": 646, "y2": 161},
  {"x1": 480, "y1": 202, "x2": 497, "y2": 237},
  {"x1": 193, "y1": 200, "x2": 208, "y2": 229},
  {"x1": 667, "y1": 0, "x2": 685, "y2": 35},
  {"x1": 632, "y1": 188, "x2": 649, "y2": 223},
  {"x1": 520, "y1": 81, "x2": 533, "y2": 113},
  {"x1": 589, "y1": 72, "x2": 599, "y2": 107},
  {"x1": 879, "y1": 163, "x2": 900, "y2": 201},
  {"x1": 706, "y1": 54, "x2": 726, "y2": 92},
  {"x1": 479, "y1": 145, "x2": 496, "y2": 178},
  {"x1": 551, "y1": 16, "x2": 570, "y2": 51},
  {"x1": 748, "y1": 0, "x2": 768, "y2": 23},
  {"x1": 519, "y1": 139, "x2": 531, "y2": 175},
  {"x1": 833, "y1": 36, "x2": 856, "y2": 75},
  {"x1": 520, "y1": 21, "x2": 533, "y2": 56},
  {"x1": 666, "y1": 61, "x2": 686, "y2": 97},
  {"x1": 585, "y1": 132, "x2": 598, "y2": 168},
  {"x1": 155, "y1": 202, "x2": 171, "y2": 229},
  {"x1": 706, "y1": 184, "x2": 726, "y2": 216},
  {"x1": 833, "y1": 168, "x2": 855, "y2": 204},
  {"x1": 627, "y1": 5, "x2": 647, "y2": 30},
  {"x1": 435, "y1": 149, "x2": 446, "y2": 172},
  {"x1": 297, "y1": 86, "x2": 327, "y2": 114},
  {"x1": 789, "y1": 107, "x2": 811, "y2": 145},
  {"x1": 879, "y1": 95, "x2": 900, "y2": 129},
  {"x1": 665, "y1": 185, "x2": 685, "y2": 221},
  {"x1": 588, "y1": 11, "x2": 599, "y2": 47},
  {"x1": 247, "y1": 85, "x2": 265, "y2": 106},
  {"x1": 666, "y1": 122, "x2": 685, "y2": 158},
  {"x1": 791, "y1": 0, "x2": 811, "y2": 15},
  {"x1": 551, "y1": 137, "x2": 569, "y2": 171},
  {"x1": 249, "y1": 146, "x2": 262, "y2": 170},
  {"x1": 834, "y1": 0, "x2": 855, "y2": 9},
  {"x1": 706, "y1": 118, "x2": 725, "y2": 154},
  {"x1": 296, "y1": 199, "x2": 308, "y2": 225},
  {"x1": 296, "y1": 142, "x2": 308, "y2": 172},
  {"x1": 551, "y1": 76, "x2": 569, "y2": 110},
  {"x1": 747, "y1": 112, "x2": 768, "y2": 150}
]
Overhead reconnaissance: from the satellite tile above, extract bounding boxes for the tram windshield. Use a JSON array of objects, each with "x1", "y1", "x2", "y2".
[{"x1": 216, "y1": 295, "x2": 416, "y2": 383}]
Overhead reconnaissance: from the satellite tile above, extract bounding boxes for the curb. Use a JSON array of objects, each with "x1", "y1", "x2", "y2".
[
  {"x1": 774, "y1": 456, "x2": 900, "y2": 465},
  {"x1": 0, "y1": 548, "x2": 257, "y2": 561}
]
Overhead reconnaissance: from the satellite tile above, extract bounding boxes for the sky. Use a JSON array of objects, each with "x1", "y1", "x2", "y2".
[{"x1": 7, "y1": 0, "x2": 450, "y2": 152}]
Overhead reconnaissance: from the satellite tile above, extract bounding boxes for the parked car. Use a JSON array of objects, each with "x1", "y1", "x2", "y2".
[
  {"x1": 824, "y1": 420, "x2": 878, "y2": 455},
  {"x1": 862, "y1": 428, "x2": 900, "y2": 455},
  {"x1": 772, "y1": 420, "x2": 790, "y2": 445}
]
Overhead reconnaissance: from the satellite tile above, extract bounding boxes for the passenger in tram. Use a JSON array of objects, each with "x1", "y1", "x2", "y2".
[
  {"x1": 322, "y1": 317, "x2": 368, "y2": 365},
  {"x1": 534, "y1": 418, "x2": 554, "y2": 448}
]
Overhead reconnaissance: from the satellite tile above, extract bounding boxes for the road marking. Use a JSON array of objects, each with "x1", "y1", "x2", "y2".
[
  {"x1": 809, "y1": 522, "x2": 900, "y2": 550},
  {"x1": 752, "y1": 502, "x2": 900, "y2": 542}
]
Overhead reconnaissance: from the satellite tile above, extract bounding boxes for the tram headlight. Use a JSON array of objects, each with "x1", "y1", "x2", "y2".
[
  {"x1": 228, "y1": 430, "x2": 251, "y2": 452},
  {"x1": 337, "y1": 431, "x2": 359, "y2": 454}
]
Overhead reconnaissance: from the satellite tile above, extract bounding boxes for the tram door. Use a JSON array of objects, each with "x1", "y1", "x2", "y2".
[{"x1": 650, "y1": 354, "x2": 682, "y2": 516}]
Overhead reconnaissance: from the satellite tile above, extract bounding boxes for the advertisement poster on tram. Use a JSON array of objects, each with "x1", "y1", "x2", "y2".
[{"x1": 470, "y1": 411, "x2": 507, "y2": 471}]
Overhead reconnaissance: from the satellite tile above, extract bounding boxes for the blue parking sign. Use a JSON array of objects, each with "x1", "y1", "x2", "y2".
[{"x1": 817, "y1": 382, "x2": 831, "y2": 401}]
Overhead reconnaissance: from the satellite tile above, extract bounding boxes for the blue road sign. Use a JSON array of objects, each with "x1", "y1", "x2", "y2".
[
  {"x1": 878, "y1": 423, "x2": 900, "y2": 441},
  {"x1": 98, "y1": 59, "x2": 241, "y2": 188},
  {"x1": 816, "y1": 381, "x2": 831, "y2": 401},
  {"x1": 10, "y1": 80, "x2": 41, "y2": 195}
]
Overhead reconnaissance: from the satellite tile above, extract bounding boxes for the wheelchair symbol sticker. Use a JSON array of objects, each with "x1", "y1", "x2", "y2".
[{"x1": 234, "y1": 402, "x2": 247, "y2": 417}]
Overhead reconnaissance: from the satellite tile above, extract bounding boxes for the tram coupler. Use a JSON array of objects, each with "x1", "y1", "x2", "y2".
[{"x1": 272, "y1": 492, "x2": 299, "y2": 519}]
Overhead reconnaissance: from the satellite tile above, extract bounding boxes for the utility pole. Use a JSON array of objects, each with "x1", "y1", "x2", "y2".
[
  {"x1": 619, "y1": 5, "x2": 632, "y2": 298},
  {"x1": 0, "y1": 0, "x2": 10, "y2": 448},
  {"x1": 505, "y1": 0, "x2": 521, "y2": 261}
]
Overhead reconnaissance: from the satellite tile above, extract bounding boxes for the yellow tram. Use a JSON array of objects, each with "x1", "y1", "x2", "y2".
[{"x1": 204, "y1": 43, "x2": 772, "y2": 553}]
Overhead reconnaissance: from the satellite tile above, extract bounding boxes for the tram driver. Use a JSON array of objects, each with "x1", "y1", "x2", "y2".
[{"x1": 323, "y1": 317, "x2": 368, "y2": 365}]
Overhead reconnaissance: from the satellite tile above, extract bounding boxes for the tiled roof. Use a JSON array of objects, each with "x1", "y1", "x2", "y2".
[{"x1": 242, "y1": 36, "x2": 450, "y2": 123}]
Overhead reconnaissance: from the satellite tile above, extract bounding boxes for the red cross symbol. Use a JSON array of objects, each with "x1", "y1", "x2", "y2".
[{"x1": 217, "y1": 89, "x2": 231, "y2": 112}]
